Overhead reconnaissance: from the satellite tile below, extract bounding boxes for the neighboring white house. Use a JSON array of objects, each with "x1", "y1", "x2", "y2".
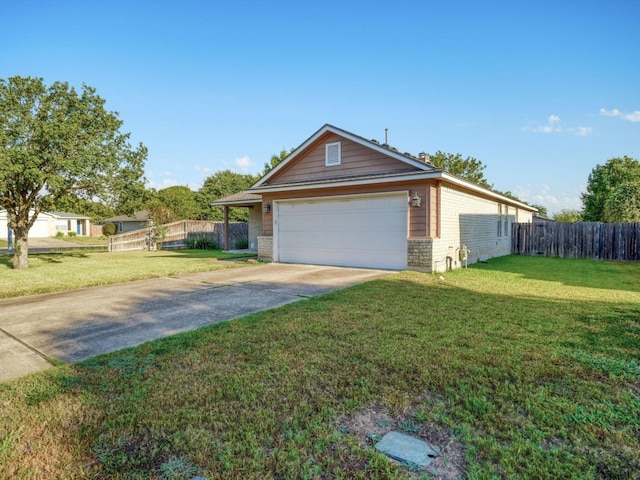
[{"x1": 0, "y1": 210, "x2": 91, "y2": 239}]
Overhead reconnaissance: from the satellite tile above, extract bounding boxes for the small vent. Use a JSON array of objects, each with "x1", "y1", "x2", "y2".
[{"x1": 325, "y1": 141, "x2": 341, "y2": 166}]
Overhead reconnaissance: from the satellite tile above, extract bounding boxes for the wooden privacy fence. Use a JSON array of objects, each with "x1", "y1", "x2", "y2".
[
  {"x1": 512, "y1": 222, "x2": 640, "y2": 261},
  {"x1": 108, "y1": 220, "x2": 248, "y2": 252}
]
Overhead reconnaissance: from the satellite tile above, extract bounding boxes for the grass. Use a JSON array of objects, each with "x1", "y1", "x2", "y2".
[
  {"x1": 0, "y1": 249, "x2": 255, "y2": 298},
  {"x1": 0, "y1": 256, "x2": 639, "y2": 479},
  {"x1": 55, "y1": 235, "x2": 110, "y2": 246}
]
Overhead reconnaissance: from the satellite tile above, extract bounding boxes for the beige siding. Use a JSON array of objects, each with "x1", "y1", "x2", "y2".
[
  {"x1": 431, "y1": 185, "x2": 522, "y2": 271},
  {"x1": 271, "y1": 132, "x2": 419, "y2": 184}
]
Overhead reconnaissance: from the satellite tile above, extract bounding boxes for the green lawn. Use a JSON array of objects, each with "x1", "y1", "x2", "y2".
[
  {"x1": 1, "y1": 256, "x2": 639, "y2": 479},
  {"x1": 0, "y1": 249, "x2": 254, "y2": 298},
  {"x1": 54, "y1": 235, "x2": 110, "y2": 246}
]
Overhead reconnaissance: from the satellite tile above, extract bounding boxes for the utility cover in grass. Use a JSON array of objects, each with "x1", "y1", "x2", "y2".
[{"x1": 375, "y1": 431, "x2": 440, "y2": 467}]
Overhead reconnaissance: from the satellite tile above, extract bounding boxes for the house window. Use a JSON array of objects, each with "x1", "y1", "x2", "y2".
[
  {"x1": 497, "y1": 205, "x2": 503, "y2": 237},
  {"x1": 504, "y1": 206, "x2": 509, "y2": 237},
  {"x1": 325, "y1": 141, "x2": 341, "y2": 166}
]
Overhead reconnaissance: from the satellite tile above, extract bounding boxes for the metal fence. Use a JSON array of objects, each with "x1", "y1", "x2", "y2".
[
  {"x1": 108, "y1": 220, "x2": 248, "y2": 252},
  {"x1": 512, "y1": 222, "x2": 640, "y2": 261}
]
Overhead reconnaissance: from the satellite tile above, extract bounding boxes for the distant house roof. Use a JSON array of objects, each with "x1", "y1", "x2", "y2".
[
  {"x1": 211, "y1": 192, "x2": 262, "y2": 207},
  {"x1": 0, "y1": 209, "x2": 90, "y2": 220},
  {"x1": 103, "y1": 210, "x2": 151, "y2": 222},
  {"x1": 50, "y1": 211, "x2": 91, "y2": 220}
]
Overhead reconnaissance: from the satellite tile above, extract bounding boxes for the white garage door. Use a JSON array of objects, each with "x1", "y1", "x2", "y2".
[
  {"x1": 29, "y1": 217, "x2": 51, "y2": 238},
  {"x1": 275, "y1": 193, "x2": 408, "y2": 270}
]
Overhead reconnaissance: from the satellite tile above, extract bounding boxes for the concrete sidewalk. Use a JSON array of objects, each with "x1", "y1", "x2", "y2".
[{"x1": 0, "y1": 263, "x2": 394, "y2": 382}]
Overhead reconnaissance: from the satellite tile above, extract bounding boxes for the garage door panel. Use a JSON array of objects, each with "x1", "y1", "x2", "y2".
[{"x1": 276, "y1": 194, "x2": 408, "y2": 270}]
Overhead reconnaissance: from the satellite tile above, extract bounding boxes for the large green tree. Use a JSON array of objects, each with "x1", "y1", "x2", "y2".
[
  {"x1": 197, "y1": 169, "x2": 257, "y2": 221},
  {"x1": 603, "y1": 181, "x2": 640, "y2": 223},
  {"x1": 146, "y1": 185, "x2": 201, "y2": 225},
  {"x1": 553, "y1": 209, "x2": 582, "y2": 223},
  {"x1": 0, "y1": 76, "x2": 147, "y2": 268},
  {"x1": 426, "y1": 151, "x2": 492, "y2": 189},
  {"x1": 581, "y1": 156, "x2": 640, "y2": 222}
]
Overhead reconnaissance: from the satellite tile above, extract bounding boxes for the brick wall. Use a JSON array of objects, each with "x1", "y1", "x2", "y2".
[
  {"x1": 407, "y1": 238, "x2": 433, "y2": 269},
  {"x1": 257, "y1": 235, "x2": 273, "y2": 261}
]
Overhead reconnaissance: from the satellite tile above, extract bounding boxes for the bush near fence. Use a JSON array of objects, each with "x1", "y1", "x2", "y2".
[
  {"x1": 108, "y1": 220, "x2": 248, "y2": 252},
  {"x1": 512, "y1": 222, "x2": 640, "y2": 261}
]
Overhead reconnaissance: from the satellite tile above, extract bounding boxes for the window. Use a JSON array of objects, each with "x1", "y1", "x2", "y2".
[
  {"x1": 325, "y1": 141, "x2": 341, "y2": 166},
  {"x1": 504, "y1": 206, "x2": 509, "y2": 237},
  {"x1": 497, "y1": 205, "x2": 503, "y2": 237}
]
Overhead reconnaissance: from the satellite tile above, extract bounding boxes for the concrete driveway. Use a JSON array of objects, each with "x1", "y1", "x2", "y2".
[{"x1": 0, "y1": 263, "x2": 394, "y2": 382}]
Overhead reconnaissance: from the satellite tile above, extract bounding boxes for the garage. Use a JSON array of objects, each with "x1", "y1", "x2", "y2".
[
  {"x1": 275, "y1": 192, "x2": 408, "y2": 270},
  {"x1": 0, "y1": 210, "x2": 52, "y2": 239}
]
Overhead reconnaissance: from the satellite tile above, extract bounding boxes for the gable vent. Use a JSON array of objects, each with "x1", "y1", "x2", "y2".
[{"x1": 325, "y1": 141, "x2": 341, "y2": 166}]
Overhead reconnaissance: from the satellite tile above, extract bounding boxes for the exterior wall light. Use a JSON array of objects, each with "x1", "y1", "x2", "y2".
[
  {"x1": 411, "y1": 193, "x2": 422, "y2": 207},
  {"x1": 263, "y1": 203, "x2": 271, "y2": 213}
]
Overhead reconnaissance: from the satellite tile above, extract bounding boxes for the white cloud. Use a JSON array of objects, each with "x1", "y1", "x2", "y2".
[
  {"x1": 145, "y1": 178, "x2": 178, "y2": 190},
  {"x1": 600, "y1": 108, "x2": 640, "y2": 122},
  {"x1": 521, "y1": 114, "x2": 563, "y2": 133},
  {"x1": 567, "y1": 126, "x2": 593, "y2": 137},
  {"x1": 521, "y1": 114, "x2": 593, "y2": 136},
  {"x1": 512, "y1": 184, "x2": 582, "y2": 216},
  {"x1": 234, "y1": 155, "x2": 256, "y2": 172}
]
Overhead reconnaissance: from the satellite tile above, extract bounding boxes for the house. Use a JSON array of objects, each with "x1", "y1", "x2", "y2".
[
  {"x1": 213, "y1": 124, "x2": 536, "y2": 271},
  {"x1": 103, "y1": 211, "x2": 151, "y2": 233},
  {"x1": 0, "y1": 210, "x2": 91, "y2": 239},
  {"x1": 51, "y1": 212, "x2": 92, "y2": 236}
]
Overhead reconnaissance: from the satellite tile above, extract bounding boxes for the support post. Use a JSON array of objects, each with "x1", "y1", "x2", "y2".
[{"x1": 224, "y1": 206, "x2": 230, "y2": 251}]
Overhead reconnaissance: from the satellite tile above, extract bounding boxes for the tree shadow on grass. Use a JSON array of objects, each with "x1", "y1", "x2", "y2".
[
  {"x1": 0, "y1": 252, "x2": 92, "y2": 269},
  {"x1": 30, "y1": 252, "x2": 91, "y2": 264}
]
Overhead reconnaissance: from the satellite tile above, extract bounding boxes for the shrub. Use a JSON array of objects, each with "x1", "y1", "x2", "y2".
[
  {"x1": 55, "y1": 231, "x2": 65, "y2": 238},
  {"x1": 187, "y1": 234, "x2": 218, "y2": 250},
  {"x1": 67, "y1": 231, "x2": 77, "y2": 237},
  {"x1": 234, "y1": 237, "x2": 249, "y2": 250},
  {"x1": 102, "y1": 222, "x2": 117, "y2": 236}
]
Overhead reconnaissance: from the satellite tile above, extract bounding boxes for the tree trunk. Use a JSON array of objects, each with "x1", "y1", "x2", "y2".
[{"x1": 11, "y1": 226, "x2": 29, "y2": 269}]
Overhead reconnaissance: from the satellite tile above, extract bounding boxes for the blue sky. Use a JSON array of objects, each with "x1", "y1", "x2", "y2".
[{"x1": 2, "y1": 0, "x2": 638, "y2": 215}]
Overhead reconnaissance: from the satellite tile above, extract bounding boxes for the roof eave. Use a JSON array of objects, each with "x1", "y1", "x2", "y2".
[
  {"x1": 249, "y1": 171, "x2": 443, "y2": 193},
  {"x1": 250, "y1": 170, "x2": 537, "y2": 212},
  {"x1": 211, "y1": 198, "x2": 262, "y2": 207}
]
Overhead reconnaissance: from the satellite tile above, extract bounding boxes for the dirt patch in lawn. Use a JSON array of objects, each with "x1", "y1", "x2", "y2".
[{"x1": 338, "y1": 402, "x2": 466, "y2": 479}]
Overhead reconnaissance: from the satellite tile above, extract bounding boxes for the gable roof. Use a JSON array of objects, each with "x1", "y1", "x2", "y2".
[
  {"x1": 104, "y1": 210, "x2": 150, "y2": 222},
  {"x1": 50, "y1": 211, "x2": 91, "y2": 220},
  {"x1": 239, "y1": 124, "x2": 537, "y2": 213},
  {"x1": 253, "y1": 124, "x2": 437, "y2": 188}
]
